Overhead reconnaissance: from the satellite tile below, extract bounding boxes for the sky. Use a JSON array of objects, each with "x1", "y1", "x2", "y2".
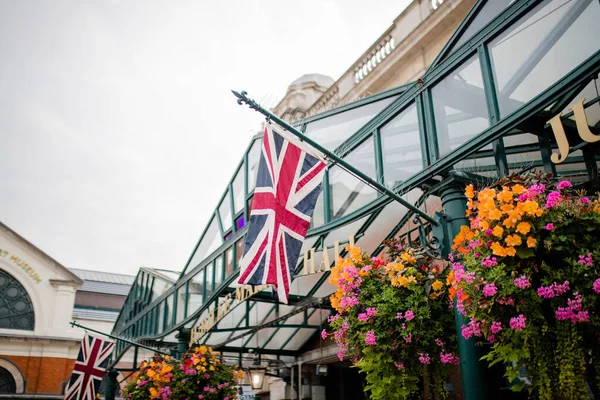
[{"x1": 0, "y1": 0, "x2": 411, "y2": 276}]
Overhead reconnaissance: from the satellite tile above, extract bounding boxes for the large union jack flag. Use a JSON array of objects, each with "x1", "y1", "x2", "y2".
[
  {"x1": 238, "y1": 126, "x2": 326, "y2": 303},
  {"x1": 65, "y1": 333, "x2": 114, "y2": 400}
]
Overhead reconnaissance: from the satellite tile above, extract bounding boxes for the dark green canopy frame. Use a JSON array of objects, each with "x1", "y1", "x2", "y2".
[{"x1": 111, "y1": 1, "x2": 600, "y2": 398}]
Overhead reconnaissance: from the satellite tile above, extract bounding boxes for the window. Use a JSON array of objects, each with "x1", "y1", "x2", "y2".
[
  {"x1": 214, "y1": 257, "x2": 224, "y2": 289},
  {"x1": 232, "y1": 166, "x2": 245, "y2": 214},
  {"x1": 186, "y1": 216, "x2": 222, "y2": 271},
  {"x1": 0, "y1": 367, "x2": 16, "y2": 394},
  {"x1": 247, "y1": 139, "x2": 262, "y2": 193},
  {"x1": 329, "y1": 139, "x2": 378, "y2": 220},
  {"x1": 304, "y1": 96, "x2": 398, "y2": 152},
  {"x1": 380, "y1": 104, "x2": 423, "y2": 187},
  {"x1": 432, "y1": 55, "x2": 489, "y2": 157},
  {"x1": 218, "y1": 191, "x2": 233, "y2": 231},
  {"x1": 489, "y1": 0, "x2": 600, "y2": 117},
  {"x1": 0, "y1": 269, "x2": 34, "y2": 331}
]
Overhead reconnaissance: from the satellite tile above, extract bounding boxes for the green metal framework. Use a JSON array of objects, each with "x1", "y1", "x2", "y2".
[{"x1": 112, "y1": 0, "x2": 600, "y2": 373}]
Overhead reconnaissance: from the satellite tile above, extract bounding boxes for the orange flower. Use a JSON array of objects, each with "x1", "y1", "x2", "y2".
[
  {"x1": 527, "y1": 237, "x2": 537, "y2": 248},
  {"x1": 505, "y1": 246, "x2": 516, "y2": 257},
  {"x1": 516, "y1": 222, "x2": 531, "y2": 235},
  {"x1": 523, "y1": 201, "x2": 539, "y2": 215},
  {"x1": 500, "y1": 203, "x2": 514, "y2": 214},
  {"x1": 489, "y1": 208, "x2": 502, "y2": 220},
  {"x1": 505, "y1": 234, "x2": 522, "y2": 247},
  {"x1": 512, "y1": 184, "x2": 525, "y2": 194},
  {"x1": 497, "y1": 188, "x2": 513, "y2": 203},
  {"x1": 491, "y1": 242, "x2": 506, "y2": 257},
  {"x1": 465, "y1": 184, "x2": 475, "y2": 199},
  {"x1": 492, "y1": 226, "x2": 504, "y2": 238}
]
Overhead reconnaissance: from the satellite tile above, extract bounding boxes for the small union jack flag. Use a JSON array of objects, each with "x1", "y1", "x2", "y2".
[
  {"x1": 238, "y1": 126, "x2": 326, "y2": 303},
  {"x1": 64, "y1": 333, "x2": 115, "y2": 400}
]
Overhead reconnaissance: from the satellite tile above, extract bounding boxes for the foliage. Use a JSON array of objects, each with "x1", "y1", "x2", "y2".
[
  {"x1": 325, "y1": 240, "x2": 458, "y2": 400},
  {"x1": 450, "y1": 174, "x2": 600, "y2": 399},
  {"x1": 123, "y1": 346, "x2": 243, "y2": 400}
]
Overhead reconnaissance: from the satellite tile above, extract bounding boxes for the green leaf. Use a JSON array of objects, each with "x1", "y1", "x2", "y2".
[{"x1": 516, "y1": 247, "x2": 535, "y2": 259}]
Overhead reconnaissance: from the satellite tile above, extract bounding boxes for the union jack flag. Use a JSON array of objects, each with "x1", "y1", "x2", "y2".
[
  {"x1": 65, "y1": 333, "x2": 115, "y2": 400},
  {"x1": 238, "y1": 126, "x2": 326, "y2": 303}
]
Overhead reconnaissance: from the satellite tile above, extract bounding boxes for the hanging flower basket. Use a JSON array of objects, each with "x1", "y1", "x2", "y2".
[
  {"x1": 123, "y1": 346, "x2": 243, "y2": 400},
  {"x1": 450, "y1": 174, "x2": 600, "y2": 400},
  {"x1": 325, "y1": 240, "x2": 459, "y2": 400}
]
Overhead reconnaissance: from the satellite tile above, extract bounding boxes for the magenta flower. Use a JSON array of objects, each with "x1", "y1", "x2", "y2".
[
  {"x1": 404, "y1": 310, "x2": 415, "y2": 321},
  {"x1": 365, "y1": 330, "x2": 376, "y2": 346},
  {"x1": 557, "y1": 180, "x2": 572, "y2": 190},
  {"x1": 581, "y1": 197, "x2": 591, "y2": 204},
  {"x1": 357, "y1": 312, "x2": 369, "y2": 322},
  {"x1": 482, "y1": 283, "x2": 497, "y2": 297},
  {"x1": 198, "y1": 396, "x2": 203, "y2": 400},
  {"x1": 321, "y1": 329, "x2": 328, "y2": 339},
  {"x1": 394, "y1": 362, "x2": 405, "y2": 370},
  {"x1": 484, "y1": 228, "x2": 493, "y2": 236},
  {"x1": 204, "y1": 374, "x2": 210, "y2": 379},
  {"x1": 509, "y1": 314, "x2": 527, "y2": 331},
  {"x1": 593, "y1": 278, "x2": 600, "y2": 294},
  {"x1": 435, "y1": 338, "x2": 444, "y2": 347},
  {"x1": 491, "y1": 321, "x2": 502, "y2": 334},
  {"x1": 395, "y1": 312, "x2": 403, "y2": 319},
  {"x1": 418, "y1": 353, "x2": 431, "y2": 365},
  {"x1": 440, "y1": 352, "x2": 458, "y2": 365},
  {"x1": 514, "y1": 276, "x2": 531, "y2": 290},
  {"x1": 578, "y1": 253, "x2": 593, "y2": 267},
  {"x1": 545, "y1": 223, "x2": 554, "y2": 231},
  {"x1": 545, "y1": 191, "x2": 561, "y2": 208},
  {"x1": 137, "y1": 380, "x2": 148, "y2": 387}
]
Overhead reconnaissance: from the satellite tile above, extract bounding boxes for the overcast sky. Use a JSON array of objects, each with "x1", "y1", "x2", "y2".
[{"x1": 0, "y1": 0, "x2": 411, "y2": 276}]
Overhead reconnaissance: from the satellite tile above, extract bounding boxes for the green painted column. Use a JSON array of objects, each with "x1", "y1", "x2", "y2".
[
  {"x1": 104, "y1": 369, "x2": 119, "y2": 400},
  {"x1": 440, "y1": 183, "x2": 486, "y2": 400},
  {"x1": 176, "y1": 328, "x2": 191, "y2": 358}
]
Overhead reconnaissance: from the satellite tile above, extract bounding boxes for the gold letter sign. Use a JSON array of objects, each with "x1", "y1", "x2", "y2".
[{"x1": 548, "y1": 97, "x2": 600, "y2": 164}]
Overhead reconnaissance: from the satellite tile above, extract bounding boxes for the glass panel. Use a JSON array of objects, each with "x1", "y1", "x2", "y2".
[
  {"x1": 214, "y1": 256, "x2": 224, "y2": 289},
  {"x1": 563, "y1": 77, "x2": 600, "y2": 126},
  {"x1": 380, "y1": 103, "x2": 423, "y2": 187},
  {"x1": 432, "y1": 55, "x2": 489, "y2": 157},
  {"x1": 187, "y1": 216, "x2": 222, "y2": 270},
  {"x1": 235, "y1": 240, "x2": 244, "y2": 270},
  {"x1": 304, "y1": 96, "x2": 398, "y2": 152},
  {"x1": 329, "y1": 165, "x2": 377, "y2": 220},
  {"x1": 232, "y1": 166, "x2": 245, "y2": 214},
  {"x1": 490, "y1": 0, "x2": 600, "y2": 117},
  {"x1": 205, "y1": 263, "x2": 214, "y2": 299},
  {"x1": 165, "y1": 294, "x2": 173, "y2": 329},
  {"x1": 235, "y1": 215, "x2": 246, "y2": 230},
  {"x1": 188, "y1": 270, "x2": 205, "y2": 315},
  {"x1": 247, "y1": 139, "x2": 262, "y2": 193},
  {"x1": 176, "y1": 287, "x2": 186, "y2": 324},
  {"x1": 448, "y1": 0, "x2": 514, "y2": 54},
  {"x1": 310, "y1": 190, "x2": 325, "y2": 229},
  {"x1": 219, "y1": 191, "x2": 233, "y2": 231},
  {"x1": 157, "y1": 301, "x2": 164, "y2": 333}
]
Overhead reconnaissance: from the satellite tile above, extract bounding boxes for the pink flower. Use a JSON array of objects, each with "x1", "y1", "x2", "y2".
[
  {"x1": 593, "y1": 278, "x2": 600, "y2": 294},
  {"x1": 557, "y1": 180, "x2": 572, "y2": 190},
  {"x1": 545, "y1": 191, "x2": 561, "y2": 208},
  {"x1": 491, "y1": 321, "x2": 502, "y2": 334},
  {"x1": 404, "y1": 310, "x2": 415, "y2": 321},
  {"x1": 514, "y1": 276, "x2": 531, "y2": 289},
  {"x1": 440, "y1": 352, "x2": 459, "y2": 365},
  {"x1": 198, "y1": 396, "x2": 203, "y2": 400},
  {"x1": 394, "y1": 362, "x2": 405, "y2": 370},
  {"x1": 481, "y1": 256, "x2": 498, "y2": 268},
  {"x1": 509, "y1": 314, "x2": 527, "y2": 331},
  {"x1": 578, "y1": 253, "x2": 593, "y2": 267},
  {"x1": 545, "y1": 223, "x2": 554, "y2": 231},
  {"x1": 336, "y1": 352, "x2": 344, "y2": 361},
  {"x1": 358, "y1": 312, "x2": 369, "y2": 322},
  {"x1": 365, "y1": 330, "x2": 376, "y2": 346},
  {"x1": 203, "y1": 387, "x2": 210, "y2": 392},
  {"x1": 209, "y1": 388, "x2": 215, "y2": 393},
  {"x1": 418, "y1": 353, "x2": 431, "y2": 365},
  {"x1": 581, "y1": 197, "x2": 591, "y2": 204},
  {"x1": 321, "y1": 329, "x2": 327, "y2": 339},
  {"x1": 217, "y1": 384, "x2": 222, "y2": 389},
  {"x1": 484, "y1": 228, "x2": 493, "y2": 236},
  {"x1": 488, "y1": 334, "x2": 496, "y2": 343},
  {"x1": 435, "y1": 338, "x2": 444, "y2": 347},
  {"x1": 204, "y1": 374, "x2": 210, "y2": 379},
  {"x1": 482, "y1": 283, "x2": 497, "y2": 297},
  {"x1": 404, "y1": 334, "x2": 412, "y2": 343},
  {"x1": 529, "y1": 183, "x2": 546, "y2": 195},
  {"x1": 341, "y1": 321, "x2": 349, "y2": 331},
  {"x1": 366, "y1": 307, "x2": 377, "y2": 317},
  {"x1": 395, "y1": 312, "x2": 403, "y2": 319}
]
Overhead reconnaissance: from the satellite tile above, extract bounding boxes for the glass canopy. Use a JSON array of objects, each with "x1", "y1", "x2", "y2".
[{"x1": 112, "y1": 0, "x2": 600, "y2": 363}]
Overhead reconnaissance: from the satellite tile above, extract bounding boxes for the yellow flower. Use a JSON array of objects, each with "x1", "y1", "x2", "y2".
[
  {"x1": 347, "y1": 246, "x2": 362, "y2": 263},
  {"x1": 199, "y1": 346, "x2": 207, "y2": 354},
  {"x1": 527, "y1": 237, "x2": 537, "y2": 248},
  {"x1": 492, "y1": 226, "x2": 504, "y2": 238},
  {"x1": 432, "y1": 280, "x2": 443, "y2": 291},
  {"x1": 479, "y1": 220, "x2": 490, "y2": 230},
  {"x1": 516, "y1": 222, "x2": 531, "y2": 235},
  {"x1": 505, "y1": 234, "x2": 522, "y2": 247},
  {"x1": 505, "y1": 246, "x2": 516, "y2": 257},
  {"x1": 149, "y1": 387, "x2": 159, "y2": 399},
  {"x1": 400, "y1": 252, "x2": 416, "y2": 264},
  {"x1": 164, "y1": 355, "x2": 170, "y2": 360},
  {"x1": 147, "y1": 370, "x2": 156, "y2": 378},
  {"x1": 209, "y1": 366, "x2": 215, "y2": 371},
  {"x1": 489, "y1": 209, "x2": 502, "y2": 220},
  {"x1": 407, "y1": 276, "x2": 417, "y2": 285}
]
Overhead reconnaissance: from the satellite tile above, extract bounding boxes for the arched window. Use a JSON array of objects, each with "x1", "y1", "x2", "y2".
[
  {"x1": 0, "y1": 366, "x2": 16, "y2": 394},
  {"x1": 0, "y1": 269, "x2": 35, "y2": 330}
]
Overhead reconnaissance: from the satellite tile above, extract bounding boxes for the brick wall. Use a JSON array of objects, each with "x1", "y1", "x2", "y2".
[{"x1": 1, "y1": 355, "x2": 75, "y2": 394}]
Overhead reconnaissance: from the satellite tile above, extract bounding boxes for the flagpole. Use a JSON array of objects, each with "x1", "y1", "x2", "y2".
[
  {"x1": 232, "y1": 90, "x2": 438, "y2": 226},
  {"x1": 69, "y1": 321, "x2": 170, "y2": 356}
]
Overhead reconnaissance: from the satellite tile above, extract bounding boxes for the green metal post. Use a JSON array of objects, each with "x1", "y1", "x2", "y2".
[
  {"x1": 176, "y1": 328, "x2": 191, "y2": 358},
  {"x1": 104, "y1": 369, "x2": 119, "y2": 400},
  {"x1": 439, "y1": 183, "x2": 486, "y2": 400}
]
